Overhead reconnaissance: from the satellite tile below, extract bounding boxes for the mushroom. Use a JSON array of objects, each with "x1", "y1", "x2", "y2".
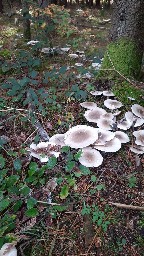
[
  {"x1": 75, "y1": 63, "x2": 83, "y2": 67},
  {"x1": 125, "y1": 111, "x2": 134, "y2": 124},
  {"x1": 94, "y1": 137, "x2": 121, "y2": 152},
  {"x1": 94, "y1": 129, "x2": 115, "y2": 145},
  {"x1": 80, "y1": 102, "x2": 97, "y2": 110},
  {"x1": 64, "y1": 125, "x2": 98, "y2": 149},
  {"x1": 30, "y1": 142, "x2": 60, "y2": 163},
  {"x1": 90, "y1": 90, "x2": 103, "y2": 96},
  {"x1": 49, "y1": 134, "x2": 65, "y2": 147},
  {"x1": 117, "y1": 119, "x2": 132, "y2": 130},
  {"x1": 27, "y1": 40, "x2": 39, "y2": 45},
  {"x1": 131, "y1": 104, "x2": 144, "y2": 119},
  {"x1": 79, "y1": 147, "x2": 103, "y2": 167},
  {"x1": 104, "y1": 99, "x2": 123, "y2": 110},
  {"x1": 114, "y1": 131, "x2": 130, "y2": 143},
  {"x1": 97, "y1": 117, "x2": 115, "y2": 130},
  {"x1": 134, "y1": 118, "x2": 144, "y2": 127},
  {"x1": 130, "y1": 145, "x2": 144, "y2": 154},
  {"x1": 102, "y1": 91, "x2": 115, "y2": 97},
  {"x1": 133, "y1": 130, "x2": 144, "y2": 146},
  {"x1": 0, "y1": 243, "x2": 17, "y2": 256},
  {"x1": 68, "y1": 53, "x2": 79, "y2": 59},
  {"x1": 102, "y1": 112, "x2": 114, "y2": 120},
  {"x1": 84, "y1": 107, "x2": 106, "y2": 123},
  {"x1": 60, "y1": 47, "x2": 70, "y2": 52}
]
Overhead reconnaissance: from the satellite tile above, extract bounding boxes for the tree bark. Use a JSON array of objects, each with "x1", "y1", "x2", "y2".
[
  {"x1": 101, "y1": 0, "x2": 144, "y2": 79},
  {"x1": 21, "y1": 0, "x2": 31, "y2": 41},
  {"x1": 0, "y1": 0, "x2": 4, "y2": 13},
  {"x1": 96, "y1": 0, "x2": 100, "y2": 8},
  {"x1": 111, "y1": 0, "x2": 144, "y2": 53}
]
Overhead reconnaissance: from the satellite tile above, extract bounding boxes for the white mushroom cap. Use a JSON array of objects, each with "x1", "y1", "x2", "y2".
[
  {"x1": 60, "y1": 47, "x2": 70, "y2": 52},
  {"x1": 0, "y1": 243, "x2": 17, "y2": 256},
  {"x1": 131, "y1": 104, "x2": 144, "y2": 119},
  {"x1": 90, "y1": 90, "x2": 103, "y2": 96},
  {"x1": 97, "y1": 118, "x2": 115, "y2": 130},
  {"x1": 80, "y1": 102, "x2": 97, "y2": 109},
  {"x1": 102, "y1": 112, "x2": 114, "y2": 120},
  {"x1": 130, "y1": 145, "x2": 144, "y2": 154},
  {"x1": 125, "y1": 111, "x2": 134, "y2": 124},
  {"x1": 94, "y1": 137, "x2": 121, "y2": 152},
  {"x1": 134, "y1": 118, "x2": 144, "y2": 127},
  {"x1": 64, "y1": 125, "x2": 98, "y2": 149},
  {"x1": 133, "y1": 130, "x2": 144, "y2": 146},
  {"x1": 79, "y1": 147, "x2": 103, "y2": 167},
  {"x1": 30, "y1": 142, "x2": 50, "y2": 150},
  {"x1": 30, "y1": 142, "x2": 60, "y2": 163},
  {"x1": 75, "y1": 63, "x2": 83, "y2": 67},
  {"x1": 94, "y1": 129, "x2": 115, "y2": 145},
  {"x1": 68, "y1": 53, "x2": 79, "y2": 59},
  {"x1": 102, "y1": 91, "x2": 115, "y2": 97},
  {"x1": 84, "y1": 107, "x2": 106, "y2": 123},
  {"x1": 117, "y1": 119, "x2": 132, "y2": 130},
  {"x1": 104, "y1": 99, "x2": 123, "y2": 110},
  {"x1": 115, "y1": 131, "x2": 130, "y2": 143},
  {"x1": 49, "y1": 134, "x2": 65, "y2": 147}
]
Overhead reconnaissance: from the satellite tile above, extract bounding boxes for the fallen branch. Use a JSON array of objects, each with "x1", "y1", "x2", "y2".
[{"x1": 109, "y1": 202, "x2": 144, "y2": 211}]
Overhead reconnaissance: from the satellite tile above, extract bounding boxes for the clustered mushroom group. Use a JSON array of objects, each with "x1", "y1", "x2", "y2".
[{"x1": 29, "y1": 90, "x2": 144, "y2": 168}]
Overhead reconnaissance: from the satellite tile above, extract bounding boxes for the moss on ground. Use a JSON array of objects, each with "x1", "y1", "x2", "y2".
[
  {"x1": 112, "y1": 81, "x2": 144, "y2": 106},
  {"x1": 99, "y1": 38, "x2": 142, "y2": 79}
]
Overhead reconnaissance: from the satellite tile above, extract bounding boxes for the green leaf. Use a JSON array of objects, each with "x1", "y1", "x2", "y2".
[
  {"x1": 6, "y1": 175, "x2": 19, "y2": 187},
  {"x1": 13, "y1": 159, "x2": 22, "y2": 171},
  {"x1": 91, "y1": 175, "x2": 97, "y2": 182},
  {"x1": 13, "y1": 200, "x2": 23, "y2": 212},
  {"x1": 20, "y1": 186, "x2": 30, "y2": 196},
  {"x1": 46, "y1": 156, "x2": 57, "y2": 169},
  {"x1": 67, "y1": 178, "x2": 75, "y2": 187},
  {"x1": 61, "y1": 146, "x2": 70, "y2": 153},
  {"x1": 74, "y1": 150, "x2": 82, "y2": 161},
  {"x1": 29, "y1": 70, "x2": 38, "y2": 78},
  {"x1": 0, "y1": 155, "x2": 5, "y2": 169},
  {"x1": 65, "y1": 161, "x2": 75, "y2": 171},
  {"x1": 60, "y1": 185, "x2": 69, "y2": 199},
  {"x1": 27, "y1": 197, "x2": 37, "y2": 209},
  {"x1": 128, "y1": 176, "x2": 137, "y2": 188},
  {"x1": 0, "y1": 198, "x2": 10, "y2": 211},
  {"x1": 25, "y1": 208, "x2": 39, "y2": 217},
  {"x1": 121, "y1": 238, "x2": 127, "y2": 245},
  {"x1": 96, "y1": 184, "x2": 105, "y2": 191},
  {"x1": 79, "y1": 165, "x2": 90, "y2": 175},
  {"x1": 81, "y1": 203, "x2": 91, "y2": 215},
  {"x1": 28, "y1": 162, "x2": 38, "y2": 176}
]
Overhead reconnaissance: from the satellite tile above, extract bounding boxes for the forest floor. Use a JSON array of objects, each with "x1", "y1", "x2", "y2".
[{"x1": 0, "y1": 3, "x2": 144, "y2": 256}]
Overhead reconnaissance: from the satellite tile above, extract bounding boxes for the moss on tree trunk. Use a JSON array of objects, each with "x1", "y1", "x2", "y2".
[{"x1": 101, "y1": 38, "x2": 142, "y2": 79}]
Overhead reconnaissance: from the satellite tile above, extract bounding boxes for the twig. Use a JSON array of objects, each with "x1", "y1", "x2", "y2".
[
  {"x1": 24, "y1": 128, "x2": 38, "y2": 144},
  {"x1": 109, "y1": 202, "x2": 144, "y2": 211},
  {"x1": 37, "y1": 201, "x2": 60, "y2": 205}
]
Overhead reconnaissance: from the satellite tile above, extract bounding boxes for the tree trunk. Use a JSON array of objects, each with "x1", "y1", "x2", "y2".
[
  {"x1": 96, "y1": 0, "x2": 100, "y2": 8},
  {"x1": 101, "y1": 0, "x2": 144, "y2": 78},
  {"x1": 21, "y1": 0, "x2": 31, "y2": 41},
  {"x1": 0, "y1": 0, "x2": 4, "y2": 13}
]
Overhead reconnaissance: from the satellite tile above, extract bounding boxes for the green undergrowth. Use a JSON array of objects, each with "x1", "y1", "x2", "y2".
[{"x1": 112, "y1": 81, "x2": 144, "y2": 106}]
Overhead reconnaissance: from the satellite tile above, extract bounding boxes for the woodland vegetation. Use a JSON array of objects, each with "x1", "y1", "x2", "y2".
[{"x1": 0, "y1": 0, "x2": 144, "y2": 255}]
